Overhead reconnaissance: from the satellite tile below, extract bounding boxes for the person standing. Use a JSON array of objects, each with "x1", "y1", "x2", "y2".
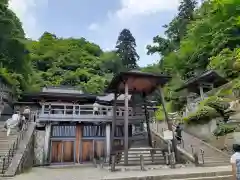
[
  {"x1": 231, "y1": 144, "x2": 240, "y2": 180},
  {"x1": 175, "y1": 124, "x2": 182, "y2": 144},
  {"x1": 93, "y1": 102, "x2": 99, "y2": 115}
]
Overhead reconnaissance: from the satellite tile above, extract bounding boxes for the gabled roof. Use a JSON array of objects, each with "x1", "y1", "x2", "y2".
[
  {"x1": 105, "y1": 70, "x2": 171, "y2": 94},
  {"x1": 175, "y1": 70, "x2": 228, "y2": 92}
]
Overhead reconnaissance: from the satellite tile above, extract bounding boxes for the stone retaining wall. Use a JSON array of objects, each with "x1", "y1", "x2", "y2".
[{"x1": 34, "y1": 130, "x2": 46, "y2": 165}]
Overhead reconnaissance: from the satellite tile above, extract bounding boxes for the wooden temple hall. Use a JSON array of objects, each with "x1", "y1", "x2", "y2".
[
  {"x1": 15, "y1": 71, "x2": 171, "y2": 165},
  {"x1": 175, "y1": 70, "x2": 228, "y2": 116}
]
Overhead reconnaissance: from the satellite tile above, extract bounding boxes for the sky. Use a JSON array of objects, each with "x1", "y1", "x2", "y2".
[{"x1": 8, "y1": 0, "x2": 184, "y2": 67}]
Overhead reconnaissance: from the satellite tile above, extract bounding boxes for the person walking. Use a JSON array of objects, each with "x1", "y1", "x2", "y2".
[{"x1": 175, "y1": 124, "x2": 182, "y2": 144}]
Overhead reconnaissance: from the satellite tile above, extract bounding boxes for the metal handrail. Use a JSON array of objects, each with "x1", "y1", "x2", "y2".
[
  {"x1": 151, "y1": 123, "x2": 206, "y2": 165},
  {"x1": 0, "y1": 113, "x2": 31, "y2": 174}
]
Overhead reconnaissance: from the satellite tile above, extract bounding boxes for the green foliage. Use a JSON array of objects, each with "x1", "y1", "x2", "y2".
[
  {"x1": 200, "y1": 96, "x2": 231, "y2": 112},
  {"x1": 213, "y1": 124, "x2": 235, "y2": 137},
  {"x1": 146, "y1": 0, "x2": 240, "y2": 119},
  {"x1": 116, "y1": 29, "x2": 139, "y2": 70},
  {"x1": 0, "y1": 0, "x2": 32, "y2": 95},
  {"x1": 155, "y1": 103, "x2": 172, "y2": 121},
  {"x1": 183, "y1": 106, "x2": 220, "y2": 125},
  {"x1": 26, "y1": 32, "x2": 123, "y2": 94},
  {"x1": 207, "y1": 48, "x2": 239, "y2": 79},
  {"x1": 155, "y1": 106, "x2": 165, "y2": 121}
]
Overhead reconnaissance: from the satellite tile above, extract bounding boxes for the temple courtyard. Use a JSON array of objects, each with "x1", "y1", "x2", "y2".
[{"x1": 6, "y1": 165, "x2": 232, "y2": 180}]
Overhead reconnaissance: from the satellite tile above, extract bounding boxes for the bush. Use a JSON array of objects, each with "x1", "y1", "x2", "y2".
[
  {"x1": 232, "y1": 79, "x2": 240, "y2": 98},
  {"x1": 183, "y1": 106, "x2": 220, "y2": 125},
  {"x1": 213, "y1": 124, "x2": 235, "y2": 137},
  {"x1": 155, "y1": 103, "x2": 173, "y2": 121},
  {"x1": 155, "y1": 106, "x2": 165, "y2": 121},
  {"x1": 200, "y1": 96, "x2": 231, "y2": 112}
]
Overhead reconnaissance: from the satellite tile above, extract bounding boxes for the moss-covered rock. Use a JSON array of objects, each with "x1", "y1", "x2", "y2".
[{"x1": 183, "y1": 106, "x2": 220, "y2": 125}]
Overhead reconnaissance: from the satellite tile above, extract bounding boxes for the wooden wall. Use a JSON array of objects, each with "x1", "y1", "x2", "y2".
[{"x1": 50, "y1": 124, "x2": 106, "y2": 163}]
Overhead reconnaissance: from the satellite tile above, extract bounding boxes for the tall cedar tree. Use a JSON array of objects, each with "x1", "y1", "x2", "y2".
[
  {"x1": 115, "y1": 29, "x2": 139, "y2": 70},
  {"x1": 147, "y1": 0, "x2": 197, "y2": 56}
]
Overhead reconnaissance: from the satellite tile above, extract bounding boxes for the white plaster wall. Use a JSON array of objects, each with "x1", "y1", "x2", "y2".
[{"x1": 34, "y1": 130, "x2": 46, "y2": 165}]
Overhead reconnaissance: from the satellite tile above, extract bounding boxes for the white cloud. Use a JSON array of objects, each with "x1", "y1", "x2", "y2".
[
  {"x1": 8, "y1": 0, "x2": 48, "y2": 39},
  {"x1": 91, "y1": 0, "x2": 180, "y2": 66},
  {"x1": 115, "y1": 0, "x2": 180, "y2": 21},
  {"x1": 88, "y1": 23, "x2": 99, "y2": 31}
]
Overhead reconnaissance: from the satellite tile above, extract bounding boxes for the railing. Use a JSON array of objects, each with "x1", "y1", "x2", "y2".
[
  {"x1": 37, "y1": 105, "x2": 146, "y2": 121},
  {"x1": 150, "y1": 123, "x2": 205, "y2": 165},
  {"x1": 0, "y1": 113, "x2": 32, "y2": 174}
]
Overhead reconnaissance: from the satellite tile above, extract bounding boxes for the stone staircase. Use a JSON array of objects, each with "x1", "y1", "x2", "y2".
[
  {"x1": 117, "y1": 147, "x2": 166, "y2": 166},
  {"x1": 151, "y1": 123, "x2": 230, "y2": 166},
  {"x1": 0, "y1": 123, "x2": 19, "y2": 174}
]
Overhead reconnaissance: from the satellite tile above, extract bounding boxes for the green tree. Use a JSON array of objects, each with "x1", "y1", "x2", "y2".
[
  {"x1": 0, "y1": 0, "x2": 32, "y2": 95},
  {"x1": 147, "y1": 0, "x2": 197, "y2": 56},
  {"x1": 116, "y1": 29, "x2": 139, "y2": 70}
]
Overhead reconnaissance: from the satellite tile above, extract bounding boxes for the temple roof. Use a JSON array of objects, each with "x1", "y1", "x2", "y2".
[
  {"x1": 175, "y1": 70, "x2": 228, "y2": 93},
  {"x1": 18, "y1": 92, "x2": 97, "y2": 104},
  {"x1": 105, "y1": 70, "x2": 171, "y2": 94}
]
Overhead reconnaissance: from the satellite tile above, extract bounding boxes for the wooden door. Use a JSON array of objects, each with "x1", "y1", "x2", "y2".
[
  {"x1": 51, "y1": 141, "x2": 63, "y2": 163},
  {"x1": 81, "y1": 140, "x2": 93, "y2": 162},
  {"x1": 94, "y1": 140, "x2": 105, "y2": 160},
  {"x1": 63, "y1": 141, "x2": 74, "y2": 162}
]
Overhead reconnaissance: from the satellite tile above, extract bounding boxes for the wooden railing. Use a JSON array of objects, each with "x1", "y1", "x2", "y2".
[{"x1": 37, "y1": 105, "x2": 146, "y2": 121}]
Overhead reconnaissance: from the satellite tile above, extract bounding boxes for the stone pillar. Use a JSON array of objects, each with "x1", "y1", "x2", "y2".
[
  {"x1": 44, "y1": 123, "x2": 51, "y2": 164},
  {"x1": 106, "y1": 124, "x2": 111, "y2": 162}
]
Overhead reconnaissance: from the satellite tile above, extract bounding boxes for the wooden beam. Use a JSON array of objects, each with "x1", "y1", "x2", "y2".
[
  {"x1": 110, "y1": 93, "x2": 117, "y2": 154},
  {"x1": 158, "y1": 87, "x2": 179, "y2": 162},
  {"x1": 124, "y1": 82, "x2": 129, "y2": 165},
  {"x1": 143, "y1": 94, "x2": 152, "y2": 147}
]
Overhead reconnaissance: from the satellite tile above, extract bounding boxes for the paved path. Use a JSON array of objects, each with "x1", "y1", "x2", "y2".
[
  {"x1": 5, "y1": 165, "x2": 231, "y2": 180},
  {"x1": 151, "y1": 123, "x2": 230, "y2": 165}
]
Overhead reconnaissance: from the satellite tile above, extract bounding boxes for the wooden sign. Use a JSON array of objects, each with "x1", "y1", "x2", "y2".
[{"x1": 163, "y1": 130, "x2": 173, "y2": 140}]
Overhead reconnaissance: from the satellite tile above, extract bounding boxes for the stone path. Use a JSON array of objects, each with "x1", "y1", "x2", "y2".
[
  {"x1": 151, "y1": 123, "x2": 230, "y2": 166},
  {"x1": 4, "y1": 165, "x2": 231, "y2": 180}
]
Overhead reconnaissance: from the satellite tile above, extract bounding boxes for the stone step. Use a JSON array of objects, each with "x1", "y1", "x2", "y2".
[
  {"x1": 117, "y1": 161, "x2": 166, "y2": 166},
  {"x1": 171, "y1": 175, "x2": 232, "y2": 180},
  {"x1": 128, "y1": 152, "x2": 163, "y2": 156},
  {"x1": 122, "y1": 156, "x2": 165, "y2": 161}
]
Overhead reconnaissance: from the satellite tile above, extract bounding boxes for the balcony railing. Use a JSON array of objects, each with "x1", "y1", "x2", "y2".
[{"x1": 36, "y1": 105, "x2": 145, "y2": 122}]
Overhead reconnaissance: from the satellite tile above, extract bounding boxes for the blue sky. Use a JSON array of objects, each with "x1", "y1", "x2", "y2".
[{"x1": 9, "y1": 0, "x2": 182, "y2": 67}]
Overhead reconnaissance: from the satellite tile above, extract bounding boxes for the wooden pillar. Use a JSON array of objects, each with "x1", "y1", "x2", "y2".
[
  {"x1": 124, "y1": 82, "x2": 129, "y2": 165},
  {"x1": 75, "y1": 124, "x2": 82, "y2": 163},
  {"x1": 106, "y1": 124, "x2": 111, "y2": 161},
  {"x1": 143, "y1": 94, "x2": 152, "y2": 147},
  {"x1": 110, "y1": 93, "x2": 117, "y2": 153},
  {"x1": 158, "y1": 87, "x2": 179, "y2": 162}
]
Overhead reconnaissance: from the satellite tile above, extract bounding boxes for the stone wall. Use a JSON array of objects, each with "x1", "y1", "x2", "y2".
[
  {"x1": 34, "y1": 130, "x2": 46, "y2": 166},
  {"x1": 184, "y1": 118, "x2": 220, "y2": 141}
]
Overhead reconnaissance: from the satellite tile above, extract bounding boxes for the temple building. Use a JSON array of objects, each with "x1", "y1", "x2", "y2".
[
  {"x1": 14, "y1": 71, "x2": 170, "y2": 165},
  {"x1": 175, "y1": 70, "x2": 228, "y2": 116}
]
